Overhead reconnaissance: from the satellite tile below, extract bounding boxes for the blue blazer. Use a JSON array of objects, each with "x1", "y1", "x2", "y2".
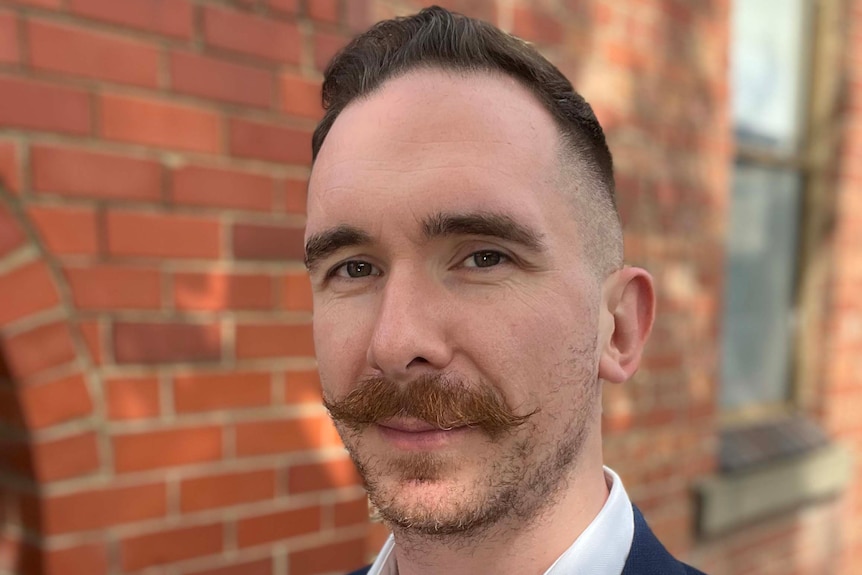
[{"x1": 346, "y1": 505, "x2": 706, "y2": 575}]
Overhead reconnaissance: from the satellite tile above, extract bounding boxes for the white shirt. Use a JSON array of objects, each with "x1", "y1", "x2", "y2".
[{"x1": 367, "y1": 466, "x2": 634, "y2": 575}]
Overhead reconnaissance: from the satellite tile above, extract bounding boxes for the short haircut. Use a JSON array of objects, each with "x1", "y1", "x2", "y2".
[{"x1": 311, "y1": 6, "x2": 623, "y2": 274}]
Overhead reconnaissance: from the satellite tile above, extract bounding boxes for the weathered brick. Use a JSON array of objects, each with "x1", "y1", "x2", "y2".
[
  {"x1": 31, "y1": 431, "x2": 100, "y2": 481},
  {"x1": 173, "y1": 371, "x2": 271, "y2": 413},
  {"x1": 284, "y1": 179, "x2": 307, "y2": 214},
  {"x1": 236, "y1": 505, "x2": 321, "y2": 548},
  {"x1": 313, "y1": 31, "x2": 348, "y2": 71},
  {"x1": 106, "y1": 375, "x2": 160, "y2": 420},
  {"x1": 179, "y1": 468, "x2": 276, "y2": 512},
  {"x1": 203, "y1": 6, "x2": 301, "y2": 64},
  {"x1": 282, "y1": 272, "x2": 312, "y2": 311},
  {"x1": 27, "y1": 205, "x2": 99, "y2": 255},
  {"x1": 171, "y1": 165, "x2": 274, "y2": 212},
  {"x1": 235, "y1": 414, "x2": 328, "y2": 457},
  {"x1": 0, "y1": 260, "x2": 59, "y2": 326},
  {"x1": 121, "y1": 523, "x2": 222, "y2": 571},
  {"x1": 171, "y1": 51, "x2": 274, "y2": 108},
  {"x1": 44, "y1": 543, "x2": 109, "y2": 575},
  {"x1": 268, "y1": 0, "x2": 298, "y2": 15},
  {"x1": 38, "y1": 483, "x2": 167, "y2": 535},
  {"x1": 77, "y1": 320, "x2": 103, "y2": 365},
  {"x1": 1, "y1": 322, "x2": 76, "y2": 379},
  {"x1": 232, "y1": 222, "x2": 305, "y2": 260},
  {"x1": 112, "y1": 426, "x2": 222, "y2": 473},
  {"x1": 113, "y1": 321, "x2": 222, "y2": 364},
  {"x1": 106, "y1": 211, "x2": 221, "y2": 259},
  {"x1": 308, "y1": 0, "x2": 340, "y2": 23},
  {"x1": 27, "y1": 20, "x2": 160, "y2": 87},
  {"x1": 0, "y1": 141, "x2": 20, "y2": 193},
  {"x1": 229, "y1": 119, "x2": 312, "y2": 165},
  {"x1": 19, "y1": 373, "x2": 92, "y2": 429},
  {"x1": 512, "y1": 5, "x2": 564, "y2": 45},
  {"x1": 173, "y1": 271, "x2": 273, "y2": 311},
  {"x1": 284, "y1": 370, "x2": 322, "y2": 404},
  {"x1": 0, "y1": 77, "x2": 90, "y2": 135},
  {"x1": 64, "y1": 265, "x2": 161, "y2": 310},
  {"x1": 183, "y1": 557, "x2": 273, "y2": 575},
  {"x1": 281, "y1": 74, "x2": 322, "y2": 119},
  {"x1": 289, "y1": 538, "x2": 365, "y2": 575},
  {"x1": 31, "y1": 145, "x2": 163, "y2": 201},
  {"x1": 69, "y1": 0, "x2": 193, "y2": 39},
  {"x1": 0, "y1": 12, "x2": 19, "y2": 63},
  {"x1": 234, "y1": 323, "x2": 314, "y2": 360},
  {"x1": 334, "y1": 497, "x2": 370, "y2": 527},
  {"x1": 101, "y1": 94, "x2": 221, "y2": 153},
  {"x1": 288, "y1": 457, "x2": 361, "y2": 494}
]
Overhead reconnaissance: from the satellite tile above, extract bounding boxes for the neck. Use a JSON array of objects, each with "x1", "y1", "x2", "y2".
[{"x1": 390, "y1": 442, "x2": 609, "y2": 575}]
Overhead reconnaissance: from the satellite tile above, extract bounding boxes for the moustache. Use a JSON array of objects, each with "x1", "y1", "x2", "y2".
[{"x1": 323, "y1": 374, "x2": 537, "y2": 438}]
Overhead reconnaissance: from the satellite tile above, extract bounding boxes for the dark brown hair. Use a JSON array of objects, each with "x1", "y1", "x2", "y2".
[{"x1": 311, "y1": 5, "x2": 622, "y2": 272}]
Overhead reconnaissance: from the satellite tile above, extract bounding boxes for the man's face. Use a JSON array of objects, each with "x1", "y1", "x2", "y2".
[{"x1": 306, "y1": 70, "x2": 607, "y2": 535}]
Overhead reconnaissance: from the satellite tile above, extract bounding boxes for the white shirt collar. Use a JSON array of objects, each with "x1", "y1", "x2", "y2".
[{"x1": 367, "y1": 465, "x2": 634, "y2": 575}]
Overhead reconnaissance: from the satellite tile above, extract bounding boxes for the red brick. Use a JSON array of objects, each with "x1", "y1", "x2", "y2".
[
  {"x1": 281, "y1": 74, "x2": 322, "y2": 119},
  {"x1": 235, "y1": 414, "x2": 328, "y2": 457},
  {"x1": 27, "y1": 205, "x2": 99, "y2": 255},
  {"x1": 77, "y1": 320, "x2": 102, "y2": 365},
  {"x1": 334, "y1": 497, "x2": 369, "y2": 527},
  {"x1": 0, "y1": 77, "x2": 90, "y2": 135},
  {"x1": 106, "y1": 375, "x2": 160, "y2": 420},
  {"x1": 174, "y1": 271, "x2": 273, "y2": 311},
  {"x1": 289, "y1": 538, "x2": 365, "y2": 575},
  {"x1": 101, "y1": 94, "x2": 221, "y2": 153},
  {"x1": 45, "y1": 543, "x2": 108, "y2": 575},
  {"x1": 235, "y1": 323, "x2": 314, "y2": 359},
  {"x1": 232, "y1": 222, "x2": 305, "y2": 260},
  {"x1": 288, "y1": 457, "x2": 361, "y2": 494},
  {"x1": 5, "y1": 0, "x2": 61, "y2": 6},
  {"x1": 203, "y1": 6, "x2": 301, "y2": 64},
  {"x1": 113, "y1": 321, "x2": 222, "y2": 364},
  {"x1": 32, "y1": 431, "x2": 100, "y2": 481},
  {"x1": 512, "y1": 5, "x2": 565, "y2": 45},
  {"x1": 313, "y1": 31, "x2": 348, "y2": 71},
  {"x1": 171, "y1": 165, "x2": 274, "y2": 212},
  {"x1": 236, "y1": 505, "x2": 321, "y2": 548},
  {"x1": 121, "y1": 523, "x2": 222, "y2": 571},
  {"x1": 38, "y1": 483, "x2": 167, "y2": 535},
  {"x1": 171, "y1": 51, "x2": 273, "y2": 108},
  {"x1": 308, "y1": 0, "x2": 339, "y2": 23},
  {"x1": 69, "y1": 0, "x2": 193, "y2": 39},
  {"x1": 0, "y1": 438, "x2": 33, "y2": 478},
  {"x1": 268, "y1": 0, "x2": 298, "y2": 14},
  {"x1": 64, "y1": 264, "x2": 161, "y2": 310},
  {"x1": 31, "y1": 145, "x2": 162, "y2": 201},
  {"x1": 106, "y1": 211, "x2": 221, "y2": 259},
  {"x1": 180, "y1": 468, "x2": 276, "y2": 512},
  {"x1": 284, "y1": 370, "x2": 321, "y2": 404},
  {"x1": 229, "y1": 118, "x2": 312, "y2": 165},
  {"x1": 113, "y1": 426, "x2": 222, "y2": 473},
  {"x1": 0, "y1": 260, "x2": 60, "y2": 326},
  {"x1": 284, "y1": 179, "x2": 307, "y2": 214},
  {"x1": 173, "y1": 371, "x2": 271, "y2": 413},
  {"x1": 1, "y1": 322, "x2": 76, "y2": 379},
  {"x1": 183, "y1": 558, "x2": 272, "y2": 575},
  {"x1": 282, "y1": 272, "x2": 312, "y2": 311},
  {"x1": 19, "y1": 373, "x2": 92, "y2": 429},
  {"x1": 28, "y1": 20, "x2": 160, "y2": 87},
  {"x1": 0, "y1": 141, "x2": 20, "y2": 193},
  {"x1": 0, "y1": 12, "x2": 19, "y2": 63}
]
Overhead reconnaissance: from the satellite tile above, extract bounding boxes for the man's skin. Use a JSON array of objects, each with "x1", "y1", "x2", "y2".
[{"x1": 305, "y1": 68, "x2": 655, "y2": 575}]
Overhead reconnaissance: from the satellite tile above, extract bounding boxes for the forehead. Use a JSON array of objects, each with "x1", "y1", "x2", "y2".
[{"x1": 306, "y1": 69, "x2": 565, "y2": 239}]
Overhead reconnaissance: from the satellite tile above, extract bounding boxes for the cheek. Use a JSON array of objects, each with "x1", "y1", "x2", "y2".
[{"x1": 312, "y1": 299, "x2": 375, "y2": 393}]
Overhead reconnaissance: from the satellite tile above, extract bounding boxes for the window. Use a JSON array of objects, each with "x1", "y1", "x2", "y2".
[{"x1": 720, "y1": 0, "x2": 813, "y2": 413}]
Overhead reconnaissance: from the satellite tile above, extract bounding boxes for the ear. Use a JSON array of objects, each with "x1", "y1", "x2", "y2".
[{"x1": 597, "y1": 266, "x2": 656, "y2": 384}]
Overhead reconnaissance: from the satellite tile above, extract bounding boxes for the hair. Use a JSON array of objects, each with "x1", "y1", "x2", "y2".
[{"x1": 311, "y1": 5, "x2": 623, "y2": 274}]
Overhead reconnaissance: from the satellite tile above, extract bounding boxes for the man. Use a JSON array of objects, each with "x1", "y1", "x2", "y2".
[{"x1": 304, "y1": 6, "x2": 705, "y2": 575}]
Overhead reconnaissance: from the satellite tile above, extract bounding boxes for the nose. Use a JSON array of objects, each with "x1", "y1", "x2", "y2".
[{"x1": 366, "y1": 267, "x2": 453, "y2": 380}]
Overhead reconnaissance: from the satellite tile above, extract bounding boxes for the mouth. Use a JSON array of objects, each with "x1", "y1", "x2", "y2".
[{"x1": 376, "y1": 418, "x2": 472, "y2": 449}]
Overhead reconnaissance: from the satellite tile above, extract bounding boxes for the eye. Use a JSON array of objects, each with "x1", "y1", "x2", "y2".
[
  {"x1": 332, "y1": 260, "x2": 381, "y2": 278},
  {"x1": 462, "y1": 250, "x2": 507, "y2": 268}
]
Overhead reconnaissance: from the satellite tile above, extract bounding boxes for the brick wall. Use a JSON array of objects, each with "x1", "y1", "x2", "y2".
[{"x1": 0, "y1": 1, "x2": 858, "y2": 575}]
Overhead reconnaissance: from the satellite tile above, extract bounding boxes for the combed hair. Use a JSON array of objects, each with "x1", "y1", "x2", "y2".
[{"x1": 311, "y1": 5, "x2": 623, "y2": 273}]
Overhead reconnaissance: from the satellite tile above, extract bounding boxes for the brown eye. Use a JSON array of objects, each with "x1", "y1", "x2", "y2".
[{"x1": 336, "y1": 261, "x2": 378, "y2": 278}]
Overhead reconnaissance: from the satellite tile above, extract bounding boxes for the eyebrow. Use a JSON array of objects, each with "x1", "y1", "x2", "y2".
[
  {"x1": 304, "y1": 225, "x2": 372, "y2": 272},
  {"x1": 422, "y1": 212, "x2": 546, "y2": 252}
]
